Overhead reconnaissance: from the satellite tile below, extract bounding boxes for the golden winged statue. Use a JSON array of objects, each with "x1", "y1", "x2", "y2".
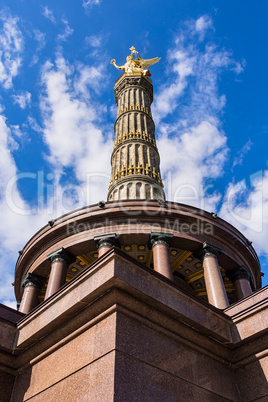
[{"x1": 111, "y1": 46, "x2": 160, "y2": 77}]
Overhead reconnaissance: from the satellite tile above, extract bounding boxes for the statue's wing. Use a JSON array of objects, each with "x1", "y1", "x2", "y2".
[{"x1": 136, "y1": 57, "x2": 161, "y2": 69}]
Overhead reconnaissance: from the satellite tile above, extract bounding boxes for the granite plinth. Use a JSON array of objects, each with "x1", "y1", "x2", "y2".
[{"x1": 0, "y1": 249, "x2": 267, "y2": 401}]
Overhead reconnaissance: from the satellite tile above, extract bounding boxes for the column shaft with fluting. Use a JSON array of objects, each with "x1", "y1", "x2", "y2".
[{"x1": 108, "y1": 74, "x2": 165, "y2": 201}]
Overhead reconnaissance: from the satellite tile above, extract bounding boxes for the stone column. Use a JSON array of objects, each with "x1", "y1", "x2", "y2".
[
  {"x1": 194, "y1": 242, "x2": 229, "y2": 309},
  {"x1": 45, "y1": 248, "x2": 76, "y2": 300},
  {"x1": 108, "y1": 74, "x2": 165, "y2": 202},
  {"x1": 227, "y1": 266, "x2": 252, "y2": 300},
  {"x1": 150, "y1": 232, "x2": 173, "y2": 281},
  {"x1": 94, "y1": 233, "x2": 120, "y2": 257},
  {"x1": 19, "y1": 273, "x2": 46, "y2": 314}
]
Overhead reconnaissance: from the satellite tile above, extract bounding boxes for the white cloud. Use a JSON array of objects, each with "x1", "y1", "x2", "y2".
[
  {"x1": 10, "y1": 124, "x2": 23, "y2": 139},
  {"x1": 27, "y1": 116, "x2": 43, "y2": 133},
  {"x1": 219, "y1": 171, "x2": 268, "y2": 258},
  {"x1": 194, "y1": 15, "x2": 214, "y2": 41},
  {"x1": 153, "y1": 49, "x2": 195, "y2": 123},
  {"x1": 34, "y1": 29, "x2": 46, "y2": 50},
  {"x1": 0, "y1": 105, "x2": 96, "y2": 306},
  {"x1": 85, "y1": 33, "x2": 109, "y2": 62},
  {"x1": 40, "y1": 55, "x2": 113, "y2": 203},
  {"x1": 57, "y1": 18, "x2": 74, "y2": 42},
  {"x1": 83, "y1": 0, "x2": 102, "y2": 8},
  {"x1": 109, "y1": 104, "x2": 117, "y2": 119},
  {"x1": 30, "y1": 54, "x2": 39, "y2": 66},
  {"x1": 0, "y1": 114, "x2": 48, "y2": 245},
  {"x1": 43, "y1": 7, "x2": 56, "y2": 24},
  {"x1": 159, "y1": 121, "x2": 227, "y2": 211},
  {"x1": 0, "y1": 115, "x2": 16, "y2": 183},
  {"x1": 0, "y1": 271, "x2": 17, "y2": 309},
  {"x1": 0, "y1": 96, "x2": 102, "y2": 306},
  {"x1": 3, "y1": 300, "x2": 17, "y2": 309},
  {"x1": 0, "y1": 112, "x2": 53, "y2": 306},
  {"x1": 85, "y1": 34, "x2": 103, "y2": 48},
  {"x1": 29, "y1": 29, "x2": 46, "y2": 65},
  {"x1": 232, "y1": 139, "x2": 252, "y2": 169},
  {"x1": 152, "y1": 15, "x2": 243, "y2": 211},
  {"x1": 12, "y1": 91, "x2": 31, "y2": 109},
  {"x1": 74, "y1": 64, "x2": 104, "y2": 97},
  {"x1": 232, "y1": 59, "x2": 246, "y2": 74},
  {"x1": 0, "y1": 12, "x2": 23, "y2": 89}
]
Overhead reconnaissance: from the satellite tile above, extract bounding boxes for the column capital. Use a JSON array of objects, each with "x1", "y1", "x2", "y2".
[
  {"x1": 22, "y1": 273, "x2": 46, "y2": 289},
  {"x1": 149, "y1": 232, "x2": 173, "y2": 249},
  {"x1": 47, "y1": 248, "x2": 76, "y2": 265},
  {"x1": 114, "y1": 74, "x2": 153, "y2": 105},
  {"x1": 194, "y1": 242, "x2": 222, "y2": 261},
  {"x1": 94, "y1": 233, "x2": 120, "y2": 249},
  {"x1": 227, "y1": 266, "x2": 252, "y2": 282}
]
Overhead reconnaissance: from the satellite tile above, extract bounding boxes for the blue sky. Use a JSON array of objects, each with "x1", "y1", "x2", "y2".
[{"x1": 0, "y1": 0, "x2": 268, "y2": 307}]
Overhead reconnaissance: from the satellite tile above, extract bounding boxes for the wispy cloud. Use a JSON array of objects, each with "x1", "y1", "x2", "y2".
[
  {"x1": 74, "y1": 63, "x2": 104, "y2": 97},
  {"x1": 232, "y1": 139, "x2": 252, "y2": 169},
  {"x1": 0, "y1": 45, "x2": 113, "y2": 306},
  {"x1": 57, "y1": 18, "x2": 74, "y2": 42},
  {"x1": 153, "y1": 49, "x2": 195, "y2": 123},
  {"x1": 85, "y1": 34, "x2": 103, "y2": 48},
  {"x1": 0, "y1": 114, "x2": 44, "y2": 238},
  {"x1": 30, "y1": 29, "x2": 46, "y2": 65},
  {"x1": 158, "y1": 121, "x2": 227, "y2": 211},
  {"x1": 43, "y1": 6, "x2": 56, "y2": 24},
  {"x1": 85, "y1": 33, "x2": 109, "y2": 62},
  {"x1": 12, "y1": 91, "x2": 31, "y2": 109},
  {"x1": 0, "y1": 12, "x2": 23, "y2": 89},
  {"x1": 153, "y1": 15, "x2": 243, "y2": 210},
  {"x1": 10, "y1": 124, "x2": 23, "y2": 139},
  {"x1": 220, "y1": 171, "x2": 268, "y2": 258},
  {"x1": 40, "y1": 55, "x2": 113, "y2": 202},
  {"x1": 0, "y1": 271, "x2": 17, "y2": 309},
  {"x1": 194, "y1": 15, "x2": 214, "y2": 41},
  {"x1": 27, "y1": 116, "x2": 43, "y2": 133},
  {"x1": 0, "y1": 111, "x2": 52, "y2": 306},
  {"x1": 0, "y1": 79, "x2": 110, "y2": 306},
  {"x1": 33, "y1": 29, "x2": 46, "y2": 50},
  {"x1": 83, "y1": 0, "x2": 102, "y2": 9}
]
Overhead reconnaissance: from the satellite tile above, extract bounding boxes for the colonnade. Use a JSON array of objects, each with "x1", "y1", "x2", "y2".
[
  {"x1": 19, "y1": 234, "x2": 253, "y2": 314},
  {"x1": 19, "y1": 248, "x2": 75, "y2": 314}
]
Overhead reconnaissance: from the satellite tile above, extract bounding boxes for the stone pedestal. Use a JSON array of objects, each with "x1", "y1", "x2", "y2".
[
  {"x1": 227, "y1": 266, "x2": 253, "y2": 300},
  {"x1": 2, "y1": 250, "x2": 267, "y2": 402},
  {"x1": 45, "y1": 248, "x2": 76, "y2": 300},
  {"x1": 19, "y1": 273, "x2": 46, "y2": 314},
  {"x1": 150, "y1": 232, "x2": 173, "y2": 281},
  {"x1": 195, "y1": 242, "x2": 229, "y2": 309},
  {"x1": 94, "y1": 233, "x2": 120, "y2": 257}
]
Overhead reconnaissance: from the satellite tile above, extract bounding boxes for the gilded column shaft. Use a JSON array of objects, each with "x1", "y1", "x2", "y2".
[{"x1": 108, "y1": 74, "x2": 165, "y2": 201}]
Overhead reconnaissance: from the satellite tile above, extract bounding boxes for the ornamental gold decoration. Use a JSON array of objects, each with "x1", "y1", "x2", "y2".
[{"x1": 111, "y1": 46, "x2": 160, "y2": 77}]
